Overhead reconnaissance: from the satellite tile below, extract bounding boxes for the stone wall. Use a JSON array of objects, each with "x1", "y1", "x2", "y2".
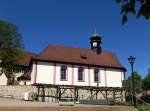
[
  {"x1": 143, "y1": 90, "x2": 150, "y2": 95},
  {"x1": 0, "y1": 85, "x2": 125, "y2": 103},
  {"x1": 0, "y1": 85, "x2": 37, "y2": 99}
]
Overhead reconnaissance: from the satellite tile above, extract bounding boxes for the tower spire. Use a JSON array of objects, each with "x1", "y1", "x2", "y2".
[
  {"x1": 92, "y1": 27, "x2": 100, "y2": 37},
  {"x1": 94, "y1": 27, "x2": 97, "y2": 34},
  {"x1": 90, "y1": 28, "x2": 102, "y2": 54}
]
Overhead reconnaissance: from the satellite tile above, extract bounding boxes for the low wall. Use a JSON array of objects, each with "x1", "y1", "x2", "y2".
[
  {"x1": 143, "y1": 90, "x2": 150, "y2": 95},
  {"x1": 0, "y1": 85, "x2": 125, "y2": 103},
  {"x1": 0, "y1": 85, "x2": 37, "y2": 99}
]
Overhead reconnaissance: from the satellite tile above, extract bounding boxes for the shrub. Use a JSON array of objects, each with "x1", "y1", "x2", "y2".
[{"x1": 31, "y1": 92, "x2": 38, "y2": 101}]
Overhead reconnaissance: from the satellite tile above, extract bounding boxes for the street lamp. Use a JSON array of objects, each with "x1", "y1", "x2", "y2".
[{"x1": 128, "y1": 56, "x2": 136, "y2": 107}]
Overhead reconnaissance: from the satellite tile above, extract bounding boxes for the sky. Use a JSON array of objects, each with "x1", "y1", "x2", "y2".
[{"x1": 0, "y1": 0, "x2": 150, "y2": 78}]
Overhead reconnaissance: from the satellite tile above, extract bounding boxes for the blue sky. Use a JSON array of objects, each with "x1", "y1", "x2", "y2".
[{"x1": 0, "y1": 0, "x2": 150, "y2": 78}]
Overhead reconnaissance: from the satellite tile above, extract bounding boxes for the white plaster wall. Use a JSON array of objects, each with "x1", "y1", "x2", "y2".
[
  {"x1": 33, "y1": 61, "x2": 124, "y2": 87},
  {"x1": 19, "y1": 81, "x2": 25, "y2": 85},
  {"x1": 122, "y1": 72, "x2": 125, "y2": 81},
  {"x1": 36, "y1": 62, "x2": 54, "y2": 84},
  {"x1": 26, "y1": 81, "x2": 31, "y2": 85},
  {"x1": 0, "y1": 73, "x2": 8, "y2": 85},
  {"x1": 19, "y1": 81, "x2": 31, "y2": 85},
  {"x1": 31, "y1": 62, "x2": 36, "y2": 84},
  {"x1": 55, "y1": 64, "x2": 72, "y2": 85},
  {"x1": 106, "y1": 69, "x2": 123, "y2": 87}
]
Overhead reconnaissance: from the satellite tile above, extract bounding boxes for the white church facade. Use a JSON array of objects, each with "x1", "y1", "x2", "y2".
[{"x1": 30, "y1": 47, "x2": 125, "y2": 87}]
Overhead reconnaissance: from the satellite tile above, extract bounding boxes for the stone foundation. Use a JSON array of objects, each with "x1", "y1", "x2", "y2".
[{"x1": 0, "y1": 85, "x2": 37, "y2": 99}]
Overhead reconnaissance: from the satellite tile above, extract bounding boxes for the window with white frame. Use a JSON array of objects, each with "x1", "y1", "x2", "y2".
[
  {"x1": 94, "y1": 68, "x2": 99, "y2": 82},
  {"x1": 60, "y1": 65, "x2": 67, "y2": 80},
  {"x1": 78, "y1": 67, "x2": 84, "y2": 81}
]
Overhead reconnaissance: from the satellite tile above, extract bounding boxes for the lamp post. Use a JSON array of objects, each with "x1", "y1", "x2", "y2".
[{"x1": 128, "y1": 56, "x2": 136, "y2": 107}]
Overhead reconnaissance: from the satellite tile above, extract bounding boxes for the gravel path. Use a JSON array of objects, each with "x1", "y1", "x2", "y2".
[
  {"x1": 0, "y1": 97, "x2": 59, "y2": 107},
  {"x1": 0, "y1": 98, "x2": 137, "y2": 111}
]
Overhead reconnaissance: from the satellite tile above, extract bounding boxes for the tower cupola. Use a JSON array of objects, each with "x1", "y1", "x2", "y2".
[{"x1": 90, "y1": 28, "x2": 102, "y2": 54}]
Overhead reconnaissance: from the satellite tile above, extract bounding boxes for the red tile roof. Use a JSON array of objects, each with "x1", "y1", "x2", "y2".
[
  {"x1": 34, "y1": 44, "x2": 126, "y2": 71},
  {"x1": 18, "y1": 51, "x2": 37, "y2": 66},
  {"x1": 17, "y1": 72, "x2": 31, "y2": 80}
]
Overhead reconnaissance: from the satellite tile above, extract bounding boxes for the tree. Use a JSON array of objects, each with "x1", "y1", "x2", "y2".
[
  {"x1": 128, "y1": 71, "x2": 142, "y2": 80},
  {"x1": 116, "y1": 0, "x2": 150, "y2": 24},
  {"x1": 143, "y1": 69, "x2": 150, "y2": 90},
  {"x1": 128, "y1": 72, "x2": 142, "y2": 92},
  {"x1": 0, "y1": 20, "x2": 24, "y2": 84}
]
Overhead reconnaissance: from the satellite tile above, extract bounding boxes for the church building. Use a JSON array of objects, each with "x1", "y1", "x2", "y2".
[{"x1": 18, "y1": 31, "x2": 126, "y2": 87}]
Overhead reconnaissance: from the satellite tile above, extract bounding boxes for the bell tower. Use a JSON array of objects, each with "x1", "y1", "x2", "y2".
[{"x1": 90, "y1": 28, "x2": 102, "y2": 54}]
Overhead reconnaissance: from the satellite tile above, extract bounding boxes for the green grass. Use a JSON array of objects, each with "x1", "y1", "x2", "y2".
[
  {"x1": 119, "y1": 100, "x2": 150, "y2": 111},
  {"x1": 136, "y1": 100, "x2": 150, "y2": 111},
  {"x1": 136, "y1": 105, "x2": 150, "y2": 111}
]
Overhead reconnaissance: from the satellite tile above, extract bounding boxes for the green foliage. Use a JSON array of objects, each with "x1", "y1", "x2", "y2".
[
  {"x1": 128, "y1": 71, "x2": 142, "y2": 80},
  {"x1": 31, "y1": 92, "x2": 38, "y2": 101},
  {"x1": 143, "y1": 69, "x2": 150, "y2": 90},
  {"x1": 137, "y1": 106, "x2": 150, "y2": 111},
  {"x1": 0, "y1": 20, "x2": 24, "y2": 83},
  {"x1": 116, "y1": 0, "x2": 150, "y2": 24},
  {"x1": 127, "y1": 72, "x2": 143, "y2": 93}
]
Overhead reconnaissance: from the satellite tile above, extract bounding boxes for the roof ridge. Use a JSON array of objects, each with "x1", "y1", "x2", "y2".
[
  {"x1": 23, "y1": 51, "x2": 37, "y2": 55},
  {"x1": 37, "y1": 43, "x2": 115, "y2": 58},
  {"x1": 47, "y1": 43, "x2": 112, "y2": 53},
  {"x1": 48, "y1": 43, "x2": 91, "y2": 51}
]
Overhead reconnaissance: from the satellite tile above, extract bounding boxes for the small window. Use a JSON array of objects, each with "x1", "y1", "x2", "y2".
[
  {"x1": 94, "y1": 68, "x2": 99, "y2": 82},
  {"x1": 80, "y1": 55, "x2": 87, "y2": 59},
  {"x1": 60, "y1": 65, "x2": 67, "y2": 80},
  {"x1": 78, "y1": 67, "x2": 84, "y2": 81},
  {"x1": 93, "y1": 42, "x2": 97, "y2": 47}
]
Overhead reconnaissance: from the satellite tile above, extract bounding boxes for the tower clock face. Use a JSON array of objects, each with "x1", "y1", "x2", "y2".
[{"x1": 93, "y1": 42, "x2": 97, "y2": 47}]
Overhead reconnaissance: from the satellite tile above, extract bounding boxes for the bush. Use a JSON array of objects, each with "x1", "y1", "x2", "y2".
[
  {"x1": 31, "y1": 92, "x2": 38, "y2": 101},
  {"x1": 140, "y1": 95, "x2": 150, "y2": 103}
]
